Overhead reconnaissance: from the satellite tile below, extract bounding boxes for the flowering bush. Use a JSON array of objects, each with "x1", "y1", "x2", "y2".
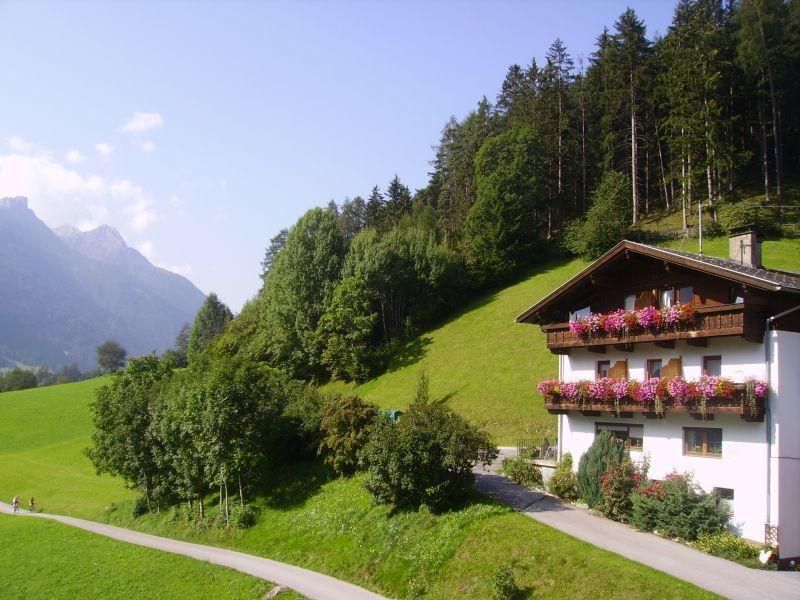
[
  {"x1": 538, "y1": 376, "x2": 768, "y2": 414},
  {"x1": 569, "y1": 303, "x2": 695, "y2": 340}
]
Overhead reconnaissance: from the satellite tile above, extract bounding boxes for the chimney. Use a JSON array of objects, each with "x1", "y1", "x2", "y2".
[{"x1": 729, "y1": 225, "x2": 762, "y2": 269}]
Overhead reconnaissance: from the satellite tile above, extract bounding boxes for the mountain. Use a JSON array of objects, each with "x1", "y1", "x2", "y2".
[{"x1": 0, "y1": 197, "x2": 205, "y2": 369}]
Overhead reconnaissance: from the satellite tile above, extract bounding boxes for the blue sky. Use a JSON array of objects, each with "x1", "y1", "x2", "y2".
[{"x1": 0, "y1": 1, "x2": 674, "y2": 310}]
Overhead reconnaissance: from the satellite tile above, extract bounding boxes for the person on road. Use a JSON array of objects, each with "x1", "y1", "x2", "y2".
[
  {"x1": 12, "y1": 496, "x2": 19, "y2": 514},
  {"x1": 29, "y1": 497, "x2": 35, "y2": 512}
]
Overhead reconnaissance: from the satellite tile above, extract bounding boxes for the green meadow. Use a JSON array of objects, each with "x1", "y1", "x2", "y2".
[{"x1": 0, "y1": 514, "x2": 294, "y2": 600}]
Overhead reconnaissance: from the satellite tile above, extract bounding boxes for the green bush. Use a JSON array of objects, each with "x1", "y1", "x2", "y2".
[
  {"x1": 717, "y1": 200, "x2": 778, "y2": 235},
  {"x1": 548, "y1": 453, "x2": 579, "y2": 501},
  {"x1": 630, "y1": 473, "x2": 728, "y2": 541},
  {"x1": 282, "y1": 385, "x2": 325, "y2": 459},
  {"x1": 499, "y1": 456, "x2": 543, "y2": 489},
  {"x1": 694, "y1": 531, "x2": 759, "y2": 563},
  {"x1": 362, "y1": 381, "x2": 497, "y2": 510},
  {"x1": 230, "y1": 503, "x2": 257, "y2": 529},
  {"x1": 318, "y1": 395, "x2": 379, "y2": 476},
  {"x1": 131, "y1": 495, "x2": 149, "y2": 518},
  {"x1": 577, "y1": 431, "x2": 626, "y2": 508},
  {"x1": 490, "y1": 565, "x2": 520, "y2": 600}
]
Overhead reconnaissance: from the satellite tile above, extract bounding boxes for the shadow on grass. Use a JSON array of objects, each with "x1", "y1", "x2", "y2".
[{"x1": 257, "y1": 460, "x2": 333, "y2": 511}]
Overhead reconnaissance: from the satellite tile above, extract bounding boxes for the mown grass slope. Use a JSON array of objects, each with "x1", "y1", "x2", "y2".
[
  {"x1": 326, "y1": 237, "x2": 800, "y2": 444},
  {"x1": 0, "y1": 514, "x2": 288, "y2": 600},
  {"x1": 0, "y1": 379, "x2": 715, "y2": 599}
]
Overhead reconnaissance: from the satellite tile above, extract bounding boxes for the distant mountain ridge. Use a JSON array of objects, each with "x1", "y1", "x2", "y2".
[{"x1": 0, "y1": 197, "x2": 205, "y2": 369}]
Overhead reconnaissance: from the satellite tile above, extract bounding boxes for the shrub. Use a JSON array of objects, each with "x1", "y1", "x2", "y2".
[
  {"x1": 490, "y1": 565, "x2": 520, "y2": 600},
  {"x1": 499, "y1": 456, "x2": 543, "y2": 489},
  {"x1": 230, "y1": 503, "x2": 257, "y2": 529},
  {"x1": 548, "y1": 453, "x2": 579, "y2": 501},
  {"x1": 318, "y1": 395, "x2": 379, "y2": 476},
  {"x1": 630, "y1": 472, "x2": 728, "y2": 541},
  {"x1": 630, "y1": 482, "x2": 662, "y2": 532},
  {"x1": 577, "y1": 431, "x2": 626, "y2": 508},
  {"x1": 694, "y1": 531, "x2": 759, "y2": 563},
  {"x1": 599, "y1": 459, "x2": 636, "y2": 521},
  {"x1": 362, "y1": 386, "x2": 497, "y2": 510},
  {"x1": 132, "y1": 495, "x2": 149, "y2": 518}
]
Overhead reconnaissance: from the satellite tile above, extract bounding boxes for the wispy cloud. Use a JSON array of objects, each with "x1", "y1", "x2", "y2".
[
  {"x1": 65, "y1": 149, "x2": 86, "y2": 163},
  {"x1": 120, "y1": 112, "x2": 163, "y2": 135},
  {"x1": 139, "y1": 140, "x2": 155, "y2": 153},
  {"x1": 95, "y1": 142, "x2": 114, "y2": 158},
  {"x1": 136, "y1": 240, "x2": 193, "y2": 277},
  {"x1": 0, "y1": 152, "x2": 156, "y2": 234},
  {"x1": 7, "y1": 136, "x2": 34, "y2": 153}
]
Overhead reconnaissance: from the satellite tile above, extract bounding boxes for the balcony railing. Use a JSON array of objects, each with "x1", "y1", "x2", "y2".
[
  {"x1": 542, "y1": 382, "x2": 765, "y2": 422},
  {"x1": 542, "y1": 304, "x2": 759, "y2": 351}
]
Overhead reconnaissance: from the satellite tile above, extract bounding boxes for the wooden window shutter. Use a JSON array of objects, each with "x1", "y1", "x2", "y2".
[
  {"x1": 608, "y1": 360, "x2": 628, "y2": 379},
  {"x1": 634, "y1": 290, "x2": 656, "y2": 310},
  {"x1": 661, "y1": 357, "x2": 683, "y2": 379}
]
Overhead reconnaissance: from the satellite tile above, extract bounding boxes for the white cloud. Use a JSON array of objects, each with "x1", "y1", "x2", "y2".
[
  {"x1": 136, "y1": 240, "x2": 193, "y2": 277},
  {"x1": 7, "y1": 136, "x2": 34, "y2": 153},
  {"x1": 0, "y1": 152, "x2": 156, "y2": 235},
  {"x1": 95, "y1": 142, "x2": 113, "y2": 158},
  {"x1": 121, "y1": 112, "x2": 163, "y2": 135},
  {"x1": 65, "y1": 149, "x2": 86, "y2": 163},
  {"x1": 139, "y1": 140, "x2": 155, "y2": 153}
]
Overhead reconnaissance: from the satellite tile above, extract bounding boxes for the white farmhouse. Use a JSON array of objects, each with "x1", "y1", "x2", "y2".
[{"x1": 517, "y1": 230, "x2": 800, "y2": 567}]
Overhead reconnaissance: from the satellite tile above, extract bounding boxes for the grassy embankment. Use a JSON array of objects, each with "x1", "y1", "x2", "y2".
[
  {"x1": 326, "y1": 237, "x2": 800, "y2": 445},
  {"x1": 0, "y1": 514, "x2": 293, "y2": 600},
  {"x1": 0, "y1": 378, "x2": 716, "y2": 599}
]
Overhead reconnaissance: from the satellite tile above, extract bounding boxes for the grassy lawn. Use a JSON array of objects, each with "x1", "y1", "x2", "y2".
[
  {"x1": 0, "y1": 378, "x2": 132, "y2": 518},
  {"x1": 0, "y1": 380, "x2": 717, "y2": 599},
  {"x1": 0, "y1": 514, "x2": 295, "y2": 600}
]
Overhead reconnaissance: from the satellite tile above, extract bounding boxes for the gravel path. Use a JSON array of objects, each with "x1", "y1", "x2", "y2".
[
  {"x1": 474, "y1": 463, "x2": 800, "y2": 600},
  {"x1": 0, "y1": 501, "x2": 386, "y2": 600}
]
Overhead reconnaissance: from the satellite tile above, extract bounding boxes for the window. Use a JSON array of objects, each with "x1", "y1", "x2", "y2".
[
  {"x1": 596, "y1": 360, "x2": 610, "y2": 379},
  {"x1": 646, "y1": 359, "x2": 662, "y2": 379},
  {"x1": 729, "y1": 286, "x2": 744, "y2": 304},
  {"x1": 678, "y1": 286, "x2": 694, "y2": 304},
  {"x1": 660, "y1": 288, "x2": 675, "y2": 308},
  {"x1": 596, "y1": 423, "x2": 644, "y2": 451},
  {"x1": 703, "y1": 355, "x2": 722, "y2": 377},
  {"x1": 569, "y1": 306, "x2": 591, "y2": 322},
  {"x1": 624, "y1": 294, "x2": 636, "y2": 311},
  {"x1": 684, "y1": 428, "x2": 722, "y2": 457}
]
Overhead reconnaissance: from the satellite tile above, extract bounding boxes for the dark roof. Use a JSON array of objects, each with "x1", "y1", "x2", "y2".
[{"x1": 516, "y1": 240, "x2": 800, "y2": 324}]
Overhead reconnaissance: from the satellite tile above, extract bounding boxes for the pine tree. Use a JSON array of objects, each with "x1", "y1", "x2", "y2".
[{"x1": 364, "y1": 186, "x2": 384, "y2": 229}]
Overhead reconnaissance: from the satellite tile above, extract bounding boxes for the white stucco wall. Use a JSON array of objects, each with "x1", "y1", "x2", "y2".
[
  {"x1": 561, "y1": 412, "x2": 767, "y2": 541},
  {"x1": 769, "y1": 330, "x2": 800, "y2": 559},
  {"x1": 560, "y1": 337, "x2": 771, "y2": 542}
]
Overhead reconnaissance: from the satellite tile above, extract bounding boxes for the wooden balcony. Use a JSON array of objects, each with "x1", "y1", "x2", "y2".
[
  {"x1": 544, "y1": 383, "x2": 766, "y2": 422},
  {"x1": 542, "y1": 304, "x2": 763, "y2": 353}
]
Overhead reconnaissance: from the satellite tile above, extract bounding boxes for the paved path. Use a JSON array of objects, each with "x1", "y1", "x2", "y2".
[
  {"x1": 473, "y1": 467, "x2": 800, "y2": 600},
  {"x1": 0, "y1": 502, "x2": 386, "y2": 600}
]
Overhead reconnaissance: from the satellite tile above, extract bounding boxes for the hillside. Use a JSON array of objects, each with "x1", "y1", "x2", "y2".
[
  {"x1": 326, "y1": 236, "x2": 800, "y2": 445},
  {"x1": 0, "y1": 197, "x2": 205, "y2": 369},
  {"x1": 0, "y1": 379, "x2": 712, "y2": 599}
]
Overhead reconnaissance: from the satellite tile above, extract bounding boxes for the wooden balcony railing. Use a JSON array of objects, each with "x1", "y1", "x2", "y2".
[
  {"x1": 544, "y1": 383, "x2": 765, "y2": 422},
  {"x1": 542, "y1": 304, "x2": 763, "y2": 352}
]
